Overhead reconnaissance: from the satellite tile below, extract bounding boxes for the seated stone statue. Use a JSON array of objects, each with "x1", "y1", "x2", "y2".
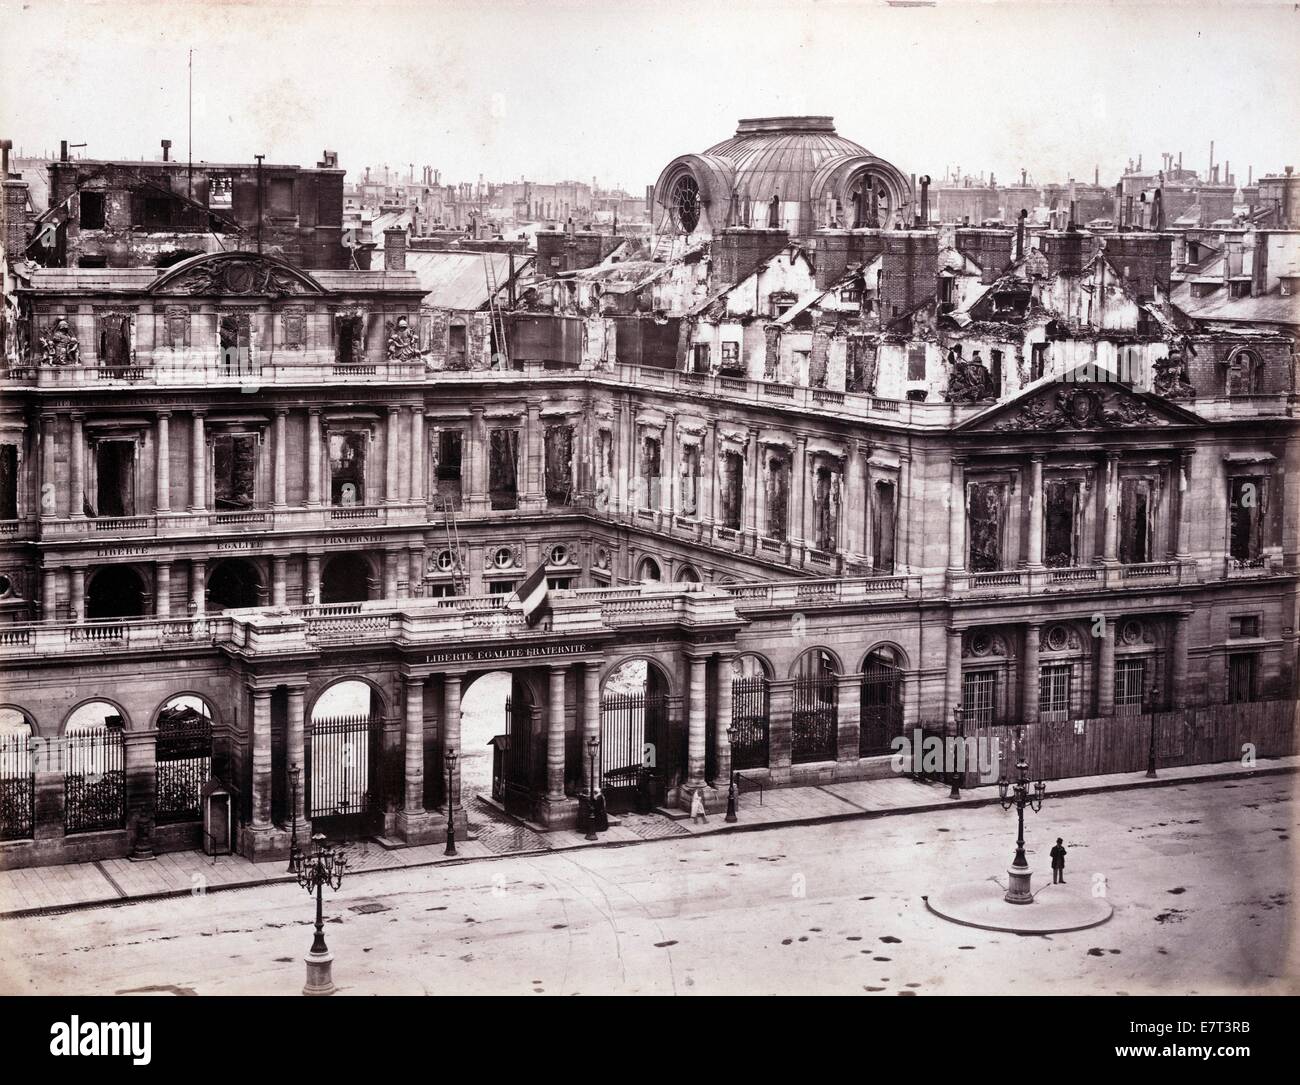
[
  {"x1": 1152, "y1": 350, "x2": 1196, "y2": 399},
  {"x1": 385, "y1": 317, "x2": 421, "y2": 363},
  {"x1": 945, "y1": 353, "x2": 996, "y2": 402},
  {"x1": 40, "y1": 318, "x2": 81, "y2": 366}
]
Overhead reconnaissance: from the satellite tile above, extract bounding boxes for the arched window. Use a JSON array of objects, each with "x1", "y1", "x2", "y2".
[
  {"x1": 861, "y1": 648, "x2": 905, "y2": 756},
  {"x1": 674, "y1": 564, "x2": 700, "y2": 585},
  {"x1": 729, "y1": 655, "x2": 770, "y2": 770},
  {"x1": 155, "y1": 695, "x2": 213, "y2": 823},
  {"x1": 63, "y1": 701, "x2": 126, "y2": 834},
  {"x1": 636, "y1": 556, "x2": 662, "y2": 584},
  {"x1": 601, "y1": 659, "x2": 673, "y2": 809},
  {"x1": 1227, "y1": 350, "x2": 1263, "y2": 396}
]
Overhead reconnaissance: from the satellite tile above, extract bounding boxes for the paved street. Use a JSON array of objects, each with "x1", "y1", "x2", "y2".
[{"x1": 1, "y1": 773, "x2": 1294, "y2": 996}]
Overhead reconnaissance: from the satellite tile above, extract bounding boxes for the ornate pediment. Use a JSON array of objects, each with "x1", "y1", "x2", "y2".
[
  {"x1": 959, "y1": 370, "x2": 1205, "y2": 434},
  {"x1": 148, "y1": 252, "x2": 326, "y2": 297}
]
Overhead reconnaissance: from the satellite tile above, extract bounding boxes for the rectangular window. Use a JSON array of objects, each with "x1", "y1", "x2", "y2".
[
  {"x1": 489, "y1": 429, "x2": 519, "y2": 511},
  {"x1": 871, "y1": 479, "x2": 896, "y2": 574},
  {"x1": 967, "y1": 480, "x2": 1007, "y2": 572},
  {"x1": 335, "y1": 315, "x2": 364, "y2": 365},
  {"x1": 219, "y1": 312, "x2": 252, "y2": 372},
  {"x1": 938, "y1": 277, "x2": 955, "y2": 306},
  {"x1": 1228, "y1": 476, "x2": 1265, "y2": 562},
  {"x1": 962, "y1": 670, "x2": 997, "y2": 726},
  {"x1": 0, "y1": 444, "x2": 18, "y2": 520},
  {"x1": 720, "y1": 341, "x2": 741, "y2": 374},
  {"x1": 679, "y1": 443, "x2": 701, "y2": 516},
  {"x1": 691, "y1": 343, "x2": 711, "y2": 374},
  {"x1": 907, "y1": 345, "x2": 927, "y2": 381},
  {"x1": 99, "y1": 314, "x2": 131, "y2": 369},
  {"x1": 812, "y1": 464, "x2": 840, "y2": 552},
  {"x1": 448, "y1": 324, "x2": 467, "y2": 368},
  {"x1": 1228, "y1": 614, "x2": 1260, "y2": 638},
  {"x1": 79, "y1": 191, "x2": 106, "y2": 230},
  {"x1": 1031, "y1": 342, "x2": 1048, "y2": 382},
  {"x1": 792, "y1": 350, "x2": 811, "y2": 381},
  {"x1": 765, "y1": 454, "x2": 789, "y2": 539},
  {"x1": 488, "y1": 579, "x2": 517, "y2": 595},
  {"x1": 546, "y1": 577, "x2": 573, "y2": 590},
  {"x1": 989, "y1": 349, "x2": 1003, "y2": 394},
  {"x1": 1043, "y1": 479, "x2": 1080, "y2": 568},
  {"x1": 426, "y1": 582, "x2": 457, "y2": 598},
  {"x1": 1039, "y1": 663, "x2": 1072, "y2": 722},
  {"x1": 847, "y1": 338, "x2": 877, "y2": 393},
  {"x1": 328, "y1": 432, "x2": 366, "y2": 506},
  {"x1": 720, "y1": 451, "x2": 744, "y2": 530},
  {"x1": 640, "y1": 436, "x2": 661, "y2": 509},
  {"x1": 435, "y1": 430, "x2": 462, "y2": 509},
  {"x1": 544, "y1": 425, "x2": 574, "y2": 507},
  {"x1": 213, "y1": 434, "x2": 258, "y2": 510},
  {"x1": 142, "y1": 197, "x2": 173, "y2": 230},
  {"x1": 95, "y1": 440, "x2": 136, "y2": 517},
  {"x1": 1115, "y1": 658, "x2": 1146, "y2": 715},
  {"x1": 1227, "y1": 653, "x2": 1258, "y2": 704},
  {"x1": 1119, "y1": 477, "x2": 1154, "y2": 564}
]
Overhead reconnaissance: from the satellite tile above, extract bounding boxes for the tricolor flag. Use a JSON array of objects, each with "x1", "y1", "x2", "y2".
[{"x1": 507, "y1": 563, "x2": 550, "y2": 627}]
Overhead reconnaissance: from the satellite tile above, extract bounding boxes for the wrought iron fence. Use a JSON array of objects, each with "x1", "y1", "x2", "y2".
[
  {"x1": 154, "y1": 709, "x2": 213, "y2": 823},
  {"x1": 600, "y1": 690, "x2": 667, "y2": 811},
  {"x1": 64, "y1": 727, "x2": 126, "y2": 834},
  {"x1": 730, "y1": 676, "x2": 770, "y2": 770},
  {"x1": 0, "y1": 732, "x2": 34, "y2": 841},
  {"x1": 306, "y1": 715, "x2": 383, "y2": 823},
  {"x1": 791, "y1": 674, "x2": 838, "y2": 763},
  {"x1": 503, "y1": 696, "x2": 540, "y2": 818},
  {"x1": 860, "y1": 662, "x2": 904, "y2": 756}
]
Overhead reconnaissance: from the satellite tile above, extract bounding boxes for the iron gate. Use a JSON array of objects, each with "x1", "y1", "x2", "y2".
[
  {"x1": 306, "y1": 714, "x2": 384, "y2": 838},
  {"x1": 600, "y1": 690, "x2": 667, "y2": 812},
  {"x1": 730, "y1": 676, "x2": 770, "y2": 770},
  {"x1": 154, "y1": 708, "x2": 213, "y2": 823},
  {"x1": 502, "y1": 696, "x2": 539, "y2": 818},
  {"x1": 860, "y1": 661, "x2": 904, "y2": 756},
  {"x1": 0, "y1": 731, "x2": 34, "y2": 841},
  {"x1": 791, "y1": 674, "x2": 838, "y2": 763},
  {"x1": 64, "y1": 725, "x2": 126, "y2": 834}
]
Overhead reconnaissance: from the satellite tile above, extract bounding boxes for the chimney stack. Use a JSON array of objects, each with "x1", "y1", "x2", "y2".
[
  {"x1": 60, "y1": 140, "x2": 68, "y2": 162},
  {"x1": 1016, "y1": 209, "x2": 1027, "y2": 260},
  {"x1": 1094, "y1": 165, "x2": 1099, "y2": 186},
  {"x1": 1178, "y1": 151, "x2": 1183, "y2": 172},
  {"x1": 1021, "y1": 168, "x2": 1027, "y2": 186},
  {"x1": 919, "y1": 174, "x2": 931, "y2": 226},
  {"x1": 0, "y1": 139, "x2": 11, "y2": 179},
  {"x1": 383, "y1": 227, "x2": 407, "y2": 271},
  {"x1": 161, "y1": 138, "x2": 171, "y2": 162}
]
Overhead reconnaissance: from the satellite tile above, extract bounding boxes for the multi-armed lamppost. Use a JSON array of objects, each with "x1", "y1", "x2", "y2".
[
  {"x1": 293, "y1": 831, "x2": 347, "y2": 996},
  {"x1": 725, "y1": 724, "x2": 738, "y2": 823},
  {"x1": 997, "y1": 734, "x2": 1046, "y2": 904},
  {"x1": 444, "y1": 748, "x2": 458, "y2": 856},
  {"x1": 948, "y1": 706, "x2": 965, "y2": 800},
  {"x1": 585, "y1": 736, "x2": 600, "y2": 841}
]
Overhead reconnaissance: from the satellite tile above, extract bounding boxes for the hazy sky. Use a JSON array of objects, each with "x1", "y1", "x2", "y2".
[{"x1": 2, "y1": 0, "x2": 1297, "y2": 190}]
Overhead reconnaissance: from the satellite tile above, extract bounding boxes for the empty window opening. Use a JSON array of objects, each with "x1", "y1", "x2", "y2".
[
  {"x1": 989, "y1": 349, "x2": 1003, "y2": 394},
  {"x1": 86, "y1": 565, "x2": 145, "y2": 620},
  {"x1": 1119, "y1": 477, "x2": 1154, "y2": 564},
  {"x1": 871, "y1": 479, "x2": 897, "y2": 574},
  {"x1": 640, "y1": 436, "x2": 662, "y2": 509},
  {"x1": 907, "y1": 345, "x2": 927, "y2": 382},
  {"x1": 720, "y1": 342, "x2": 741, "y2": 374},
  {"x1": 691, "y1": 343, "x2": 711, "y2": 374},
  {"x1": 435, "y1": 430, "x2": 463, "y2": 509},
  {"x1": 847, "y1": 338, "x2": 877, "y2": 393},
  {"x1": 679, "y1": 443, "x2": 701, "y2": 516},
  {"x1": 490, "y1": 428, "x2": 519, "y2": 510},
  {"x1": 209, "y1": 174, "x2": 233, "y2": 209},
  {"x1": 99, "y1": 314, "x2": 131, "y2": 369},
  {"x1": 0, "y1": 444, "x2": 18, "y2": 520},
  {"x1": 1228, "y1": 476, "x2": 1265, "y2": 562},
  {"x1": 1043, "y1": 479, "x2": 1080, "y2": 568},
  {"x1": 328, "y1": 432, "x2": 366, "y2": 506},
  {"x1": 207, "y1": 558, "x2": 263, "y2": 610},
  {"x1": 967, "y1": 481, "x2": 1006, "y2": 572},
  {"x1": 1031, "y1": 342, "x2": 1048, "y2": 382},
  {"x1": 812, "y1": 465, "x2": 840, "y2": 552},
  {"x1": 335, "y1": 315, "x2": 364, "y2": 365},
  {"x1": 765, "y1": 455, "x2": 789, "y2": 539},
  {"x1": 720, "y1": 451, "x2": 744, "y2": 530},
  {"x1": 544, "y1": 425, "x2": 574, "y2": 507},
  {"x1": 213, "y1": 434, "x2": 257, "y2": 510},
  {"x1": 448, "y1": 324, "x2": 468, "y2": 368},
  {"x1": 220, "y1": 312, "x2": 252, "y2": 372},
  {"x1": 79, "y1": 191, "x2": 106, "y2": 230},
  {"x1": 1227, "y1": 350, "x2": 1262, "y2": 396},
  {"x1": 95, "y1": 440, "x2": 136, "y2": 517}
]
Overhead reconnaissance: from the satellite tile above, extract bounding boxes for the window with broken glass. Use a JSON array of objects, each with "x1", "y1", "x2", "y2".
[
  {"x1": 435, "y1": 430, "x2": 463, "y2": 509},
  {"x1": 1228, "y1": 475, "x2": 1265, "y2": 564},
  {"x1": 1118, "y1": 477, "x2": 1156, "y2": 564},
  {"x1": 328, "y1": 432, "x2": 366, "y2": 506},
  {"x1": 490, "y1": 428, "x2": 519, "y2": 510},
  {"x1": 966, "y1": 480, "x2": 1008, "y2": 572}
]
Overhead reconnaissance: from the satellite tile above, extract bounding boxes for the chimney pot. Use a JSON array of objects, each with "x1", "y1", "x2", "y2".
[{"x1": 161, "y1": 138, "x2": 172, "y2": 161}]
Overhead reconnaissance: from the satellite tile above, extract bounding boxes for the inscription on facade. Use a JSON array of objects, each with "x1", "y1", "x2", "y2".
[
  {"x1": 422, "y1": 641, "x2": 598, "y2": 664},
  {"x1": 96, "y1": 545, "x2": 149, "y2": 557}
]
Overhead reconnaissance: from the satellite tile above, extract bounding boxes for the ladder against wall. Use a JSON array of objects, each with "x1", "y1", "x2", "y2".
[{"x1": 433, "y1": 495, "x2": 470, "y2": 595}]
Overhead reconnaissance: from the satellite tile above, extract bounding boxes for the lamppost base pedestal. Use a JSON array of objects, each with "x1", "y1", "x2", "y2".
[
  {"x1": 303, "y1": 949, "x2": 336, "y2": 996},
  {"x1": 926, "y1": 880, "x2": 1113, "y2": 934},
  {"x1": 1004, "y1": 865, "x2": 1034, "y2": 904}
]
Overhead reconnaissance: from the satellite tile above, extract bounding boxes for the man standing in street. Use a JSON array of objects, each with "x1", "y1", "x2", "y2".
[{"x1": 1050, "y1": 837, "x2": 1068, "y2": 884}]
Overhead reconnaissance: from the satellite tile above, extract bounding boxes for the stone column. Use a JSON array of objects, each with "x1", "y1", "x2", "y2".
[
  {"x1": 1170, "y1": 613, "x2": 1190, "y2": 709},
  {"x1": 42, "y1": 567, "x2": 57, "y2": 622},
  {"x1": 408, "y1": 547, "x2": 424, "y2": 597},
  {"x1": 546, "y1": 664, "x2": 568, "y2": 800},
  {"x1": 251, "y1": 689, "x2": 273, "y2": 830},
  {"x1": 272, "y1": 555, "x2": 288, "y2": 606},
  {"x1": 846, "y1": 440, "x2": 868, "y2": 559},
  {"x1": 40, "y1": 414, "x2": 57, "y2": 520},
  {"x1": 945, "y1": 626, "x2": 963, "y2": 720},
  {"x1": 286, "y1": 686, "x2": 307, "y2": 827},
  {"x1": 748, "y1": 427, "x2": 761, "y2": 551},
  {"x1": 582, "y1": 661, "x2": 601, "y2": 796},
  {"x1": 1175, "y1": 449, "x2": 1195, "y2": 560},
  {"x1": 302, "y1": 553, "x2": 322, "y2": 605},
  {"x1": 306, "y1": 408, "x2": 323, "y2": 507},
  {"x1": 700, "y1": 426, "x2": 715, "y2": 533},
  {"x1": 1022, "y1": 622, "x2": 1041, "y2": 722},
  {"x1": 792, "y1": 433, "x2": 808, "y2": 549},
  {"x1": 444, "y1": 674, "x2": 463, "y2": 809},
  {"x1": 1102, "y1": 450, "x2": 1120, "y2": 562},
  {"x1": 68, "y1": 566, "x2": 84, "y2": 623},
  {"x1": 155, "y1": 411, "x2": 171, "y2": 513},
  {"x1": 155, "y1": 562, "x2": 170, "y2": 618},
  {"x1": 273, "y1": 408, "x2": 288, "y2": 508},
  {"x1": 69, "y1": 413, "x2": 85, "y2": 519},
  {"x1": 385, "y1": 406, "x2": 401, "y2": 506},
  {"x1": 714, "y1": 652, "x2": 734, "y2": 784},
  {"x1": 947, "y1": 457, "x2": 966, "y2": 572},
  {"x1": 836, "y1": 671, "x2": 861, "y2": 764},
  {"x1": 403, "y1": 677, "x2": 425, "y2": 814},
  {"x1": 190, "y1": 559, "x2": 206, "y2": 615},
  {"x1": 124, "y1": 730, "x2": 159, "y2": 860},
  {"x1": 189, "y1": 410, "x2": 206, "y2": 512},
  {"x1": 685, "y1": 652, "x2": 708, "y2": 790},
  {"x1": 1097, "y1": 616, "x2": 1117, "y2": 716},
  {"x1": 408, "y1": 406, "x2": 424, "y2": 505},
  {"x1": 662, "y1": 411, "x2": 677, "y2": 522},
  {"x1": 383, "y1": 550, "x2": 399, "y2": 599},
  {"x1": 1026, "y1": 453, "x2": 1045, "y2": 568},
  {"x1": 467, "y1": 407, "x2": 489, "y2": 513}
]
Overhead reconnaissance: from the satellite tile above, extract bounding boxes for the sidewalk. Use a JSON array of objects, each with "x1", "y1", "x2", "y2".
[{"x1": 1, "y1": 756, "x2": 1294, "y2": 918}]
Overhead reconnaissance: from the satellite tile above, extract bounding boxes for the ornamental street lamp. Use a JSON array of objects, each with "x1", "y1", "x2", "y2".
[
  {"x1": 444, "y1": 748, "x2": 458, "y2": 856},
  {"x1": 997, "y1": 734, "x2": 1046, "y2": 904},
  {"x1": 725, "y1": 724, "x2": 738, "y2": 823},
  {"x1": 287, "y1": 763, "x2": 302, "y2": 874},
  {"x1": 585, "y1": 736, "x2": 599, "y2": 841},
  {"x1": 1145, "y1": 679, "x2": 1161, "y2": 779},
  {"x1": 948, "y1": 706, "x2": 965, "y2": 800},
  {"x1": 294, "y1": 831, "x2": 347, "y2": 996}
]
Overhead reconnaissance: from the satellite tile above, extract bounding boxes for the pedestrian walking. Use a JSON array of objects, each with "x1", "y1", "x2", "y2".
[
  {"x1": 690, "y1": 787, "x2": 707, "y2": 824},
  {"x1": 1050, "y1": 837, "x2": 1067, "y2": 884}
]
